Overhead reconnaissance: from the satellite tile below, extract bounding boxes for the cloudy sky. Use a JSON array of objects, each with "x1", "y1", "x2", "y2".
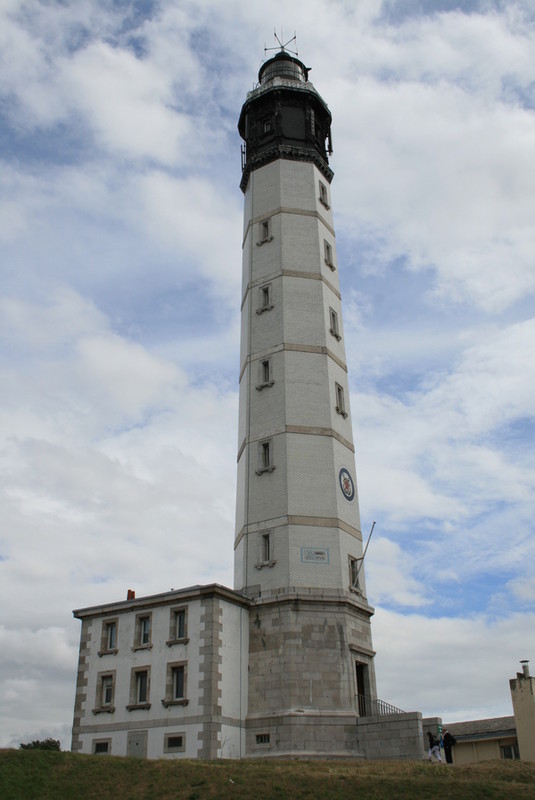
[{"x1": 1, "y1": 0, "x2": 534, "y2": 750}]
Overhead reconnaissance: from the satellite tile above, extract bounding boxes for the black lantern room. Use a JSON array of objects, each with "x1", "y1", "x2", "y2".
[{"x1": 238, "y1": 51, "x2": 333, "y2": 193}]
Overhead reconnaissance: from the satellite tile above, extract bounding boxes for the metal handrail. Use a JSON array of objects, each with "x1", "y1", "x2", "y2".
[{"x1": 356, "y1": 694, "x2": 406, "y2": 717}]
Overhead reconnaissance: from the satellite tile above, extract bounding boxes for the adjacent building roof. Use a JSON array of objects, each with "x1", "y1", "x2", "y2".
[{"x1": 445, "y1": 716, "x2": 516, "y2": 740}]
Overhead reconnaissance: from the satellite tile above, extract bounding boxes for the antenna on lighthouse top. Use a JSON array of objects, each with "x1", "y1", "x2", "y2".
[{"x1": 265, "y1": 30, "x2": 298, "y2": 58}]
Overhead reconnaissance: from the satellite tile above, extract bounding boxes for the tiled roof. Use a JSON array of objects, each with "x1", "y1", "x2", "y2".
[{"x1": 445, "y1": 716, "x2": 516, "y2": 739}]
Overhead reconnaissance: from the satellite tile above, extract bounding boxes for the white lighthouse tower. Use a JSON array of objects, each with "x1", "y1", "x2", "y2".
[{"x1": 235, "y1": 48, "x2": 377, "y2": 756}]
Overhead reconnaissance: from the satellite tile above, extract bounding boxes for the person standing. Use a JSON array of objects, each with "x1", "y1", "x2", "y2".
[
  {"x1": 443, "y1": 729, "x2": 456, "y2": 764},
  {"x1": 427, "y1": 731, "x2": 442, "y2": 762}
]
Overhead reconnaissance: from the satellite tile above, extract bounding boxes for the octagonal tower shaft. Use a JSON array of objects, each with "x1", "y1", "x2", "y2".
[{"x1": 234, "y1": 52, "x2": 376, "y2": 756}]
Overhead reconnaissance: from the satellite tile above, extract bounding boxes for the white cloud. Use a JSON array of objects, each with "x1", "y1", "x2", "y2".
[{"x1": 373, "y1": 609, "x2": 535, "y2": 721}]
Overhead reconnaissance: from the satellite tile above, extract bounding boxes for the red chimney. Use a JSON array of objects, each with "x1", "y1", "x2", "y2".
[{"x1": 127, "y1": 589, "x2": 135, "y2": 600}]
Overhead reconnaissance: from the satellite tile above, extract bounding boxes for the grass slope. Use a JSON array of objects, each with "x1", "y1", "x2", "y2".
[{"x1": 1, "y1": 750, "x2": 535, "y2": 799}]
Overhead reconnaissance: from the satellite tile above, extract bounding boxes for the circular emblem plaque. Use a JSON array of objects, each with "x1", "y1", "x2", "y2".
[{"x1": 339, "y1": 468, "x2": 355, "y2": 501}]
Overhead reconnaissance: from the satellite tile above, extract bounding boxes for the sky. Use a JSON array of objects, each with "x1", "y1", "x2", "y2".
[{"x1": 0, "y1": 0, "x2": 534, "y2": 751}]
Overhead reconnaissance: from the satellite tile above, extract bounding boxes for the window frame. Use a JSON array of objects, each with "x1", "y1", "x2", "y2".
[
  {"x1": 329, "y1": 307, "x2": 341, "y2": 341},
  {"x1": 98, "y1": 618, "x2": 118, "y2": 656},
  {"x1": 319, "y1": 181, "x2": 330, "y2": 209},
  {"x1": 256, "y1": 438, "x2": 275, "y2": 475},
  {"x1": 164, "y1": 732, "x2": 186, "y2": 754},
  {"x1": 133, "y1": 613, "x2": 152, "y2": 650},
  {"x1": 126, "y1": 666, "x2": 151, "y2": 711},
  {"x1": 93, "y1": 671, "x2": 116, "y2": 715},
  {"x1": 349, "y1": 556, "x2": 362, "y2": 593},
  {"x1": 256, "y1": 283, "x2": 274, "y2": 315},
  {"x1": 324, "y1": 239, "x2": 335, "y2": 270},
  {"x1": 92, "y1": 739, "x2": 111, "y2": 755},
  {"x1": 335, "y1": 382, "x2": 348, "y2": 418},
  {"x1": 256, "y1": 357, "x2": 274, "y2": 391},
  {"x1": 167, "y1": 606, "x2": 189, "y2": 646},
  {"x1": 256, "y1": 217, "x2": 273, "y2": 246},
  {"x1": 162, "y1": 661, "x2": 189, "y2": 708}
]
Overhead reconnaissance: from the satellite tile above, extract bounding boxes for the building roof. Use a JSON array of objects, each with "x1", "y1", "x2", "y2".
[
  {"x1": 73, "y1": 582, "x2": 251, "y2": 619},
  {"x1": 445, "y1": 716, "x2": 516, "y2": 740}
]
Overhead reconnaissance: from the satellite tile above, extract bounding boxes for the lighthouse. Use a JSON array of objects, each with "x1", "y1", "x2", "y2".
[
  {"x1": 71, "y1": 48, "x2": 434, "y2": 764},
  {"x1": 235, "y1": 48, "x2": 377, "y2": 755}
]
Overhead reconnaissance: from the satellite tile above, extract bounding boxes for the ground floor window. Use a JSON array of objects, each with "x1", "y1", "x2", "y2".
[
  {"x1": 164, "y1": 732, "x2": 186, "y2": 753},
  {"x1": 92, "y1": 739, "x2": 111, "y2": 754}
]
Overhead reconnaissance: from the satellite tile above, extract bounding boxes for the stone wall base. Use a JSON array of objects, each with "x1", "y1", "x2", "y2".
[
  {"x1": 355, "y1": 712, "x2": 426, "y2": 760},
  {"x1": 245, "y1": 710, "x2": 365, "y2": 758}
]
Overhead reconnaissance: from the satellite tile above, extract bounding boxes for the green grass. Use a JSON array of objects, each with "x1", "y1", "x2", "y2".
[{"x1": 1, "y1": 749, "x2": 535, "y2": 800}]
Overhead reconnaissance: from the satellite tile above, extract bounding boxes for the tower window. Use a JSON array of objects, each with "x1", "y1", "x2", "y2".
[
  {"x1": 349, "y1": 557, "x2": 362, "y2": 593},
  {"x1": 263, "y1": 117, "x2": 272, "y2": 134},
  {"x1": 256, "y1": 733, "x2": 270, "y2": 745},
  {"x1": 324, "y1": 240, "x2": 335, "y2": 270},
  {"x1": 335, "y1": 383, "x2": 348, "y2": 418},
  {"x1": 257, "y1": 218, "x2": 273, "y2": 246},
  {"x1": 329, "y1": 308, "x2": 341, "y2": 340},
  {"x1": 256, "y1": 358, "x2": 274, "y2": 390},
  {"x1": 319, "y1": 181, "x2": 330, "y2": 209},
  {"x1": 262, "y1": 532, "x2": 271, "y2": 562},
  {"x1": 256, "y1": 439, "x2": 275, "y2": 475},
  {"x1": 257, "y1": 284, "x2": 273, "y2": 314},
  {"x1": 255, "y1": 530, "x2": 276, "y2": 570}
]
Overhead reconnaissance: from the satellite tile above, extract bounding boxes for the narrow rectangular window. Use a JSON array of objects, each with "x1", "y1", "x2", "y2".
[
  {"x1": 141, "y1": 617, "x2": 150, "y2": 645},
  {"x1": 167, "y1": 607, "x2": 188, "y2": 645},
  {"x1": 262, "y1": 533, "x2": 271, "y2": 562},
  {"x1": 94, "y1": 671, "x2": 116, "y2": 714},
  {"x1": 127, "y1": 667, "x2": 151, "y2": 710},
  {"x1": 335, "y1": 383, "x2": 347, "y2": 417},
  {"x1": 319, "y1": 181, "x2": 330, "y2": 209},
  {"x1": 99, "y1": 618, "x2": 118, "y2": 655},
  {"x1": 134, "y1": 613, "x2": 152, "y2": 648},
  {"x1": 136, "y1": 670, "x2": 148, "y2": 703},
  {"x1": 329, "y1": 308, "x2": 340, "y2": 340},
  {"x1": 263, "y1": 117, "x2": 272, "y2": 134},
  {"x1": 350, "y1": 557, "x2": 361, "y2": 591},
  {"x1": 262, "y1": 441, "x2": 270, "y2": 469},
  {"x1": 173, "y1": 666, "x2": 185, "y2": 700},
  {"x1": 102, "y1": 675, "x2": 113, "y2": 706},
  {"x1": 324, "y1": 240, "x2": 335, "y2": 269},
  {"x1": 256, "y1": 439, "x2": 274, "y2": 474},
  {"x1": 106, "y1": 621, "x2": 116, "y2": 650},
  {"x1": 257, "y1": 283, "x2": 273, "y2": 314},
  {"x1": 175, "y1": 609, "x2": 186, "y2": 640},
  {"x1": 257, "y1": 218, "x2": 272, "y2": 245},
  {"x1": 162, "y1": 662, "x2": 188, "y2": 708},
  {"x1": 262, "y1": 360, "x2": 270, "y2": 383}
]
